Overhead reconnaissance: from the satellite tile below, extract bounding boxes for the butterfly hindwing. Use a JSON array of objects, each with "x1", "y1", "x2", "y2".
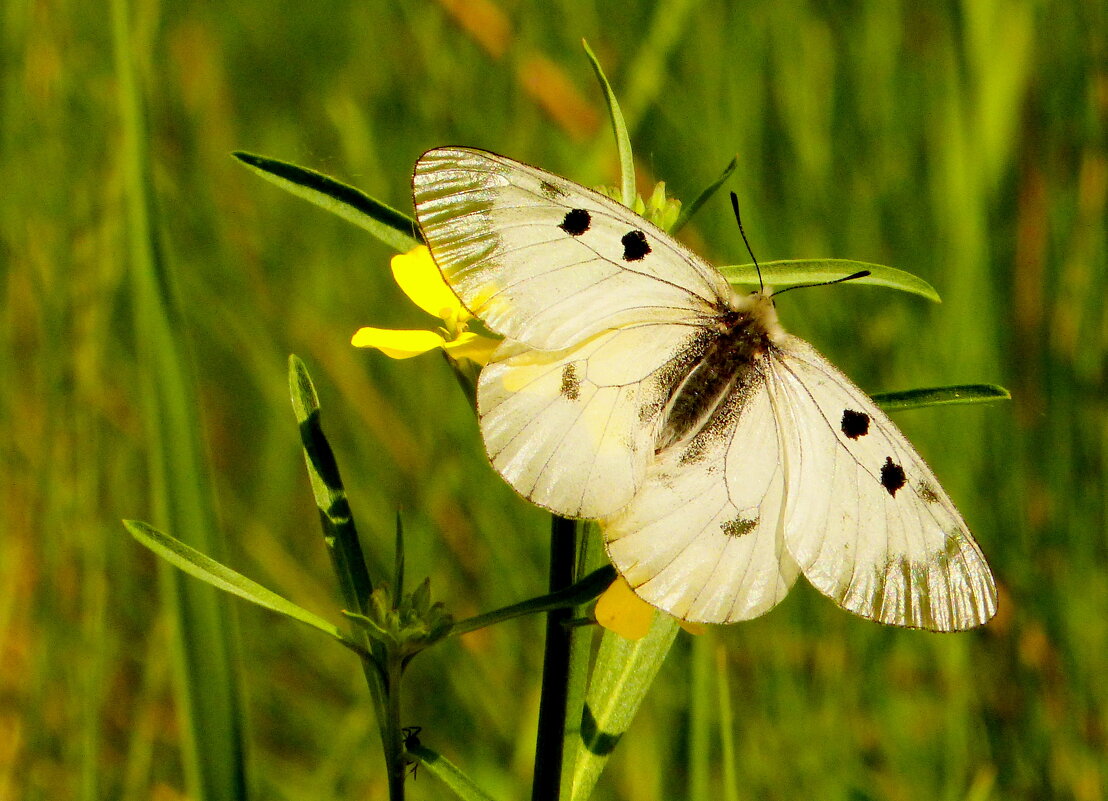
[
  {"x1": 604, "y1": 366, "x2": 800, "y2": 623},
  {"x1": 413, "y1": 147, "x2": 731, "y2": 351},
  {"x1": 768, "y1": 337, "x2": 997, "y2": 630}
]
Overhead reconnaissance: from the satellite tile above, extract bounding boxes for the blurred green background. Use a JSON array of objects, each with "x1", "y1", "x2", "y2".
[{"x1": 4, "y1": 0, "x2": 1105, "y2": 799}]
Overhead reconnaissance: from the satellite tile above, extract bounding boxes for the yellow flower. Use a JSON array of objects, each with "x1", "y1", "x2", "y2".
[
  {"x1": 595, "y1": 576, "x2": 706, "y2": 640},
  {"x1": 351, "y1": 246, "x2": 500, "y2": 364}
]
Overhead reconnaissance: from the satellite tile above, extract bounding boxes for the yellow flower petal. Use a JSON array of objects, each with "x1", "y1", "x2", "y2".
[
  {"x1": 351, "y1": 326, "x2": 447, "y2": 359},
  {"x1": 595, "y1": 577, "x2": 655, "y2": 641},
  {"x1": 391, "y1": 246, "x2": 468, "y2": 322},
  {"x1": 442, "y1": 332, "x2": 500, "y2": 366}
]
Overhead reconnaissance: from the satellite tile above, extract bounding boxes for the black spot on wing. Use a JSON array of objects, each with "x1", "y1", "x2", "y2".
[
  {"x1": 621, "y1": 229, "x2": 650, "y2": 261},
  {"x1": 840, "y1": 409, "x2": 870, "y2": 439},
  {"x1": 721, "y1": 516, "x2": 758, "y2": 538},
  {"x1": 559, "y1": 208, "x2": 591, "y2": 236},
  {"x1": 880, "y1": 457, "x2": 907, "y2": 497},
  {"x1": 560, "y1": 363, "x2": 581, "y2": 401},
  {"x1": 540, "y1": 180, "x2": 566, "y2": 199}
]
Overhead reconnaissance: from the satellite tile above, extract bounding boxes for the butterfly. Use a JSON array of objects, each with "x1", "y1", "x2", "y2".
[{"x1": 412, "y1": 147, "x2": 997, "y2": 631}]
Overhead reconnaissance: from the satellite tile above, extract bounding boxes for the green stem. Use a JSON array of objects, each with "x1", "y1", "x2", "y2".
[
  {"x1": 384, "y1": 655, "x2": 406, "y2": 801},
  {"x1": 532, "y1": 516, "x2": 579, "y2": 801}
]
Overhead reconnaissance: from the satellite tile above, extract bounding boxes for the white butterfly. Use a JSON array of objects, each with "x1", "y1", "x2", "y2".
[{"x1": 412, "y1": 147, "x2": 997, "y2": 631}]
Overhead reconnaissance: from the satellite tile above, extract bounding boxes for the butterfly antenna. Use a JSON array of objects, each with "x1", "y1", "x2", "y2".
[
  {"x1": 771, "y1": 270, "x2": 873, "y2": 298},
  {"x1": 730, "y1": 191, "x2": 763, "y2": 293}
]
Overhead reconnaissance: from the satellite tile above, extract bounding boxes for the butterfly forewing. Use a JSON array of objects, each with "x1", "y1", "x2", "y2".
[
  {"x1": 768, "y1": 338, "x2": 997, "y2": 630},
  {"x1": 413, "y1": 147, "x2": 731, "y2": 352}
]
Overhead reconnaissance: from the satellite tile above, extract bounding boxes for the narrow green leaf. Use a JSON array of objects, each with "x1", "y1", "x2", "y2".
[
  {"x1": 449, "y1": 566, "x2": 616, "y2": 637},
  {"x1": 124, "y1": 521, "x2": 355, "y2": 648},
  {"x1": 112, "y1": 1, "x2": 247, "y2": 797},
  {"x1": 233, "y1": 151, "x2": 420, "y2": 253},
  {"x1": 407, "y1": 745, "x2": 498, "y2": 801},
  {"x1": 288, "y1": 355, "x2": 395, "y2": 791},
  {"x1": 671, "y1": 156, "x2": 737, "y2": 235},
  {"x1": 582, "y1": 39, "x2": 636, "y2": 207},
  {"x1": 289, "y1": 355, "x2": 376, "y2": 615},
  {"x1": 570, "y1": 616, "x2": 680, "y2": 801},
  {"x1": 719, "y1": 259, "x2": 941, "y2": 302},
  {"x1": 873, "y1": 383, "x2": 1011, "y2": 411}
]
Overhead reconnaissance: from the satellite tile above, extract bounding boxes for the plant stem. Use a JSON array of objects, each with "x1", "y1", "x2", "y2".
[
  {"x1": 532, "y1": 515, "x2": 579, "y2": 801},
  {"x1": 384, "y1": 655, "x2": 406, "y2": 801}
]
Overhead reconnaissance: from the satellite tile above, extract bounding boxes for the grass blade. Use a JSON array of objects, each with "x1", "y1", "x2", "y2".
[
  {"x1": 873, "y1": 383, "x2": 1012, "y2": 411},
  {"x1": 124, "y1": 521, "x2": 354, "y2": 648},
  {"x1": 570, "y1": 616, "x2": 680, "y2": 801},
  {"x1": 111, "y1": 1, "x2": 248, "y2": 799},
  {"x1": 720, "y1": 259, "x2": 941, "y2": 302},
  {"x1": 234, "y1": 151, "x2": 421, "y2": 253}
]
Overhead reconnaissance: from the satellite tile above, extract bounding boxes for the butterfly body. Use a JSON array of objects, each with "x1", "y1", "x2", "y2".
[
  {"x1": 412, "y1": 147, "x2": 997, "y2": 631},
  {"x1": 655, "y1": 290, "x2": 783, "y2": 452}
]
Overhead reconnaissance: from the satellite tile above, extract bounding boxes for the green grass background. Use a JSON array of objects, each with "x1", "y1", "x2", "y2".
[{"x1": 4, "y1": 0, "x2": 1105, "y2": 799}]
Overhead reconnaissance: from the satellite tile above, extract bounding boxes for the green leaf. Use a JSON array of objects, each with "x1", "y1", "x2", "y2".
[
  {"x1": 449, "y1": 566, "x2": 617, "y2": 637},
  {"x1": 719, "y1": 259, "x2": 941, "y2": 302},
  {"x1": 671, "y1": 156, "x2": 737, "y2": 235},
  {"x1": 570, "y1": 616, "x2": 680, "y2": 801},
  {"x1": 873, "y1": 383, "x2": 1011, "y2": 411},
  {"x1": 233, "y1": 151, "x2": 420, "y2": 253},
  {"x1": 342, "y1": 609, "x2": 396, "y2": 648},
  {"x1": 288, "y1": 356, "x2": 396, "y2": 790},
  {"x1": 124, "y1": 520, "x2": 356, "y2": 649},
  {"x1": 289, "y1": 355, "x2": 376, "y2": 616},
  {"x1": 583, "y1": 39, "x2": 636, "y2": 207},
  {"x1": 407, "y1": 745, "x2": 498, "y2": 801}
]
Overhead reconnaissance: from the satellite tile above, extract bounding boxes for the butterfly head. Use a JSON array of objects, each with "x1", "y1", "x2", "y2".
[{"x1": 725, "y1": 287, "x2": 786, "y2": 348}]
